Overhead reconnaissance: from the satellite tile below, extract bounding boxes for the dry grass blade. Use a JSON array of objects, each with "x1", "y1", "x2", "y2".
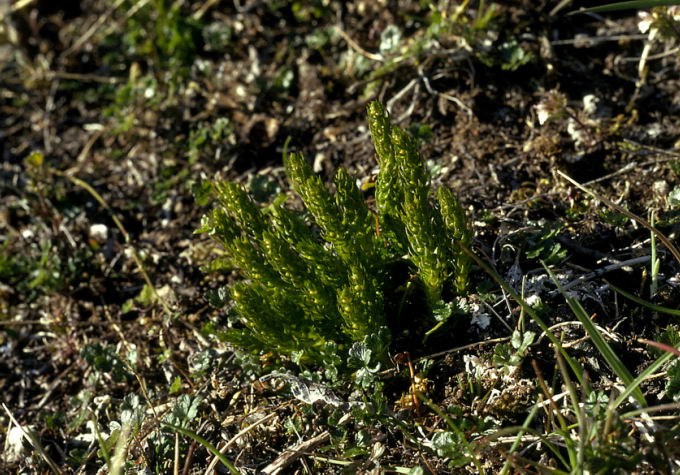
[
  {"x1": 335, "y1": 28, "x2": 385, "y2": 62},
  {"x1": 261, "y1": 431, "x2": 331, "y2": 475},
  {"x1": 545, "y1": 264, "x2": 646, "y2": 406},
  {"x1": 47, "y1": 167, "x2": 171, "y2": 315},
  {"x1": 606, "y1": 279, "x2": 680, "y2": 316},
  {"x1": 62, "y1": 0, "x2": 129, "y2": 57},
  {"x1": 204, "y1": 412, "x2": 278, "y2": 474},
  {"x1": 2, "y1": 403, "x2": 62, "y2": 474},
  {"x1": 459, "y1": 244, "x2": 588, "y2": 386},
  {"x1": 10, "y1": 0, "x2": 37, "y2": 12},
  {"x1": 557, "y1": 170, "x2": 680, "y2": 265}
]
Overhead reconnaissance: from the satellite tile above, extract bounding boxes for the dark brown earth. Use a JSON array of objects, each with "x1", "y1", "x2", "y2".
[{"x1": 3, "y1": 1, "x2": 680, "y2": 473}]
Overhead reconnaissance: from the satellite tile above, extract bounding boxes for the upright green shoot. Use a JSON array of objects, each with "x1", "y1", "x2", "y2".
[
  {"x1": 544, "y1": 264, "x2": 646, "y2": 406},
  {"x1": 650, "y1": 210, "x2": 660, "y2": 297},
  {"x1": 198, "y1": 101, "x2": 474, "y2": 368}
]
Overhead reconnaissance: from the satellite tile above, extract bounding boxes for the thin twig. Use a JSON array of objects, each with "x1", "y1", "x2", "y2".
[
  {"x1": 623, "y1": 138, "x2": 680, "y2": 159},
  {"x1": 0, "y1": 320, "x2": 49, "y2": 326},
  {"x1": 550, "y1": 34, "x2": 647, "y2": 46},
  {"x1": 45, "y1": 71, "x2": 122, "y2": 85},
  {"x1": 181, "y1": 440, "x2": 198, "y2": 475},
  {"x1": 33, "y1": 362, "x2": 76, "y2": 410},
  {"x1": 547, "y1": 255, "x2": 651, "y2": 298}
]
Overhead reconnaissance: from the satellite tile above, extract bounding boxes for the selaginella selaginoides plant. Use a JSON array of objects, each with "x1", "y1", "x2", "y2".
[{"x1": 197, "y1": 101, "x2": 472, "y2": 368}]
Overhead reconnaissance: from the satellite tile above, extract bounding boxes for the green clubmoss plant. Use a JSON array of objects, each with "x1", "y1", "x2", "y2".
[{"x1": 198, "y1": 101, "x2": 473, "y2": 368}]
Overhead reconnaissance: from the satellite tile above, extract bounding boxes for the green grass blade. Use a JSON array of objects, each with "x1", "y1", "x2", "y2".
[
  {"x1": 544, "y1": 265, "x2": 646, "y2": 406},
  {"x1": 614, "y1": 351, "x2": 675, "y2": 410},
  {"x1": 650, "y1": 211, "x2": 659, "y2": 297},
  {"x1": 110, "y1": 422, "x2": 131, "y2": 475},
  {"x1": 162, "y1": 423, "x2": 240, "y2": 474},
  {"x1": 607, "y1": 280, "x2": 680, "y2": 316},
  {"x1": 573, "y1": 0, "x2": 680, "y2": 13},
  {"x1": 91, "y1": 416, "x2": 111, "y2": 469},
  {"x1": 461, "y1": 246, "x2": 587, "y2": 386},
  {"x1": 555, "y1": 351, "x2": 586, "y2": 472},
  {"x1": 558, "y1": 171, "x2": 680, "y2": 265},
  {"x1": 500, "y1": 404, "x2": 540, "y2": 475}
]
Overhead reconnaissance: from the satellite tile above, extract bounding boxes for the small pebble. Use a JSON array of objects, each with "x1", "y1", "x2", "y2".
[{"x1": 89, "y1": 223, "x2": 108, "y2": 242}]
